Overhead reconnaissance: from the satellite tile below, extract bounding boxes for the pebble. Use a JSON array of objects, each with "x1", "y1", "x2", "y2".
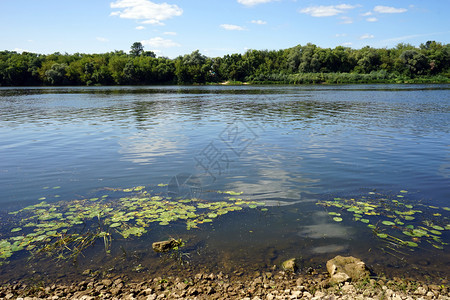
[
  {"x1": 291, "y1": 290, "x2": 302, "y2": 298},
  {"x1": 414, "y1": 286, "x2": 428, "y2": 295},
  {"x1": 314, "y1": 291, "x2": 326, "y2": 298},
  {"x1": 303, "y1": 291, "x2": 313, "y2": 298}
]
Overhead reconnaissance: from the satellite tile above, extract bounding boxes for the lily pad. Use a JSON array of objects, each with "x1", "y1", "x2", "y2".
[
  {"x1": 431, "y1": 225, "x2": 444, "y2": 231},
  {"x1": 404, "y1": 241, "x2": 418, "y2": 247},
  {"x1": 121, "y1": 227, "x2": 146, "y2": 238},
  {"x1": 328, "y1": 212, "x2": 340, "y2": 216},
  {"x1": 333, "y1": 217, "x2": 343, "y2": 222},
  {"x1": 429, "y1": 230, "x2": 442, "y2": 235},
  {"x1": 412, "y1": 229, "x2": 427, "y2": 237},
  {"x1": 382, "y1": 221, "x2": 395, "y2": 226}
]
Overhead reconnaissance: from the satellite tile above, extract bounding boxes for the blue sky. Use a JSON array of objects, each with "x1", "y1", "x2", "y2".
[{"x1": 1, "y1": 0, "x2": 449, "y2": 58}]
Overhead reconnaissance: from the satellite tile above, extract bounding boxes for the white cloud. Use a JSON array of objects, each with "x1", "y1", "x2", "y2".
[
  {"x1": 341, "y1": 42, "x2": 352, "y2": 46},
  {"x1": 335, "y1": 4, "x2": 357, "y2": 10},
  {"x1": 13, "y1": 48, "x2": 29, "y2": 53},
  {"x1": 141, "y1": 37, "x2": 180, "y2": 48},
  {"x1": 361, "y1": 11, "x2": 372, "y2": 16},
  {"x1": 251, "y1": 20, "x2": 267, "y2": 25},
  {"x1": 110, "y1": 0, "x2": 183, "y2": 26},
  {"x1": 366, "y1": 17, "x2": 378, "y2": 22},
  {"x1": 359, "y1": 34, "x2": 375, "y2": 40},
  {"x1": 237, "y1": 0, "x2": 276, "y2": 7},
  {"x1": 96, "y1": 37, "x2": 109, "y2": 42},
  {"x1": 335, "y1": 33, "x2": 347, "y2": 37},
  {"x1": 300, "y1": 4, "x2": 356, "y2": 17},
  {"x1": 136, "y1": 26, "x2": 145, "y2": 30},
  {"x1": 163, "y1": 31, "x2": 177, "y2": 35},
  {"x1": 220, "y1": 24, "x2": 245, "y2": 31},
  {"x1": 381, "y1": 31, "x2": 449, "y2": 44},
  {"x1": 373, "y1": 6, "x2": 407, "y2": 14},
  {"x1": 340, "y1": 16, "x2": 353, "y2": 24}
]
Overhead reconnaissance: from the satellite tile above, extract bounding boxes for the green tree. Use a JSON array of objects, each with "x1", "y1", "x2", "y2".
[
  {"x1": 175, "y1": 50, "x2": 209, "y2": 84},
  {"x1": 354, "y1": 46, "x2": 381, "y2": 73},
  {"x1": 45, "y1": 63, "x2": 68, "y2": 85},
  {"x1": 399, "y1": 50, "x2": 429, "y2": 75},
  {"x1": 142, "y1": 51, "x2": 156, "y2": 58},
  {"x1": 420, "y1": 41, "x2": 450, "y2": 74},
  {"x1": 108, "y1": 55, "x2": 128, "y2": 84},
  {"x1": 130, "y1": 42, "x2": 144, "y2": 57}
]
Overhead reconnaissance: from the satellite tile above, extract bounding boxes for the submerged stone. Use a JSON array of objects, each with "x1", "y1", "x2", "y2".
[{"x1": 152, "y1": 238, "x2": 183, "y2": 253}]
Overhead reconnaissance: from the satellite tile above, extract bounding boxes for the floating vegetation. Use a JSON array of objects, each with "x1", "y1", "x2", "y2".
[
  {"x1": 0, "y1": 186, "x2": 266, "y2": 266},
  {"x1": 317, "y1": 192, "x2": 449, "y2": 252}
]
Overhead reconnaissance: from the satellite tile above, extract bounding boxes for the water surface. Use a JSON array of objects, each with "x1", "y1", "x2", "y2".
[{"x1": 0, "y1": 85, "x2": 449, "y2": 283}]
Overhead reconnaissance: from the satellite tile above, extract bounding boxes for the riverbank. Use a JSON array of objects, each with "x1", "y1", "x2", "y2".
[{"x1": 1, "y1": 267, "x2": 448, "y2": 299}]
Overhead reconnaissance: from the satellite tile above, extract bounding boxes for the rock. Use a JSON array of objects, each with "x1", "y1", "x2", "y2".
[
  {"x1": 143, "y1": 288, "x2": 153, "y2": 295},
  {"x1": 82, "y1": 269, "x2": 92, "y2": 276},
  {"x1": 152, "y1": 238, "x2": 182, "y2": 253},
  {"x1": 326, "y1": 255, "x2": 370, "y2": 283},
  {"x1": 281, "y1": 258, "x2": 298, "y2": 272},
  {"x1": 341, "y1": 283, "x2": 355, "y2": 293},
  {"x1": 414, "y1": 286, "x2": 427, "y2": 295},
  {"x1": 194, "y1": 273, "x2": 203, "y2": 281},
  {"x1": 101, "y1": 279, "x2": 112, "y2": 287},
  {"x1": 114, "y1": 278, "x2": 124, "y2": 286},
  {"x1": 429, "y1": 284, "x2": 440, "y2": 291},
  {"x1": 291, "y1": 290, "x2": 302, "y2": 298},
  {"x1": 297, "y1": 285, "x2": 306, "y2": 291},
  {"x1": 330, "y1": 272, "x2": 350, "y2": 284},
  {"x1": 110, "y1": 287, "x2": 122, "y2": 296},
  {"x1": 176, "y1": 282, "x2": 187, "y2": 290},
  {"x1": 314, "y1": 290, "x2": 326, "y2": 298},
  {"x1": 253, "y1": 277, "x2": 262, "y2": 285}
]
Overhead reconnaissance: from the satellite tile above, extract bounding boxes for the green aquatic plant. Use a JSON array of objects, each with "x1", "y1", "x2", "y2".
[
  {"x1": 0, "y1": 186, "x2": 265, "y2": 266},
  {"x1": 317, "y1": 191, "x2": 449, "y2": 252}
]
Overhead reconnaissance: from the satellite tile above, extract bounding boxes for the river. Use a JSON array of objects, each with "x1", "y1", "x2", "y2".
[{"x1": 0, "y1": 84, "x2": 449, "y2": 283}]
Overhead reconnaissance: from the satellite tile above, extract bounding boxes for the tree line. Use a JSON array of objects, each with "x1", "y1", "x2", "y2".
[{"x1": 0, "y1": 41, "x2": 449, "y2": 86}]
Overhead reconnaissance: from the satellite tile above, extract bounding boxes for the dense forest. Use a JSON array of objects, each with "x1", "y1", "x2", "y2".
[{"x1": 1, "y1": 41, "x2": 449, "y2": 86}]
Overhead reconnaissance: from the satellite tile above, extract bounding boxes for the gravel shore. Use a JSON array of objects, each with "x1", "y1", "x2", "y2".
[{"x1": 1, "y1": 269, "x2": 448, "y2": 300}]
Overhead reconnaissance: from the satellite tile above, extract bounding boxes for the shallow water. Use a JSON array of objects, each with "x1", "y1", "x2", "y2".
[{"x1": 0, "y1": 85, "x2": 449, "y2": 283}]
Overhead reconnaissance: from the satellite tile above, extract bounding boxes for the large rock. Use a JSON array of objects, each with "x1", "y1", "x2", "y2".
[
  {"x1": 281, "y1": 258, "x2": 298, "y2": 272},
  {"x1": 152, "y1": 238, "x2": 182, "y2": 253},
  {"x1": 326, "y1": 255, "x2": 369, "y2": 284}
]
